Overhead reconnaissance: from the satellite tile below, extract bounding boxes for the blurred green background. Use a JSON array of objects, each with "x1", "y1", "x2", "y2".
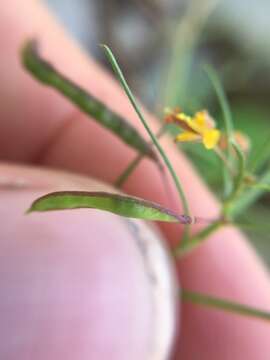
[{"x1": 45, "y1": 0, "x2": 270, "y2": 266}]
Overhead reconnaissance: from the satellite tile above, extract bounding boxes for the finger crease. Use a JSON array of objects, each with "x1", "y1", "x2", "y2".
[{"x1": 32, "y1": 109, "x2": 80, "y2": 164}]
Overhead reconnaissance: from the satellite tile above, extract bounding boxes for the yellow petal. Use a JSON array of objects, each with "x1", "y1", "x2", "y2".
[
  {"x1": 194, "y1": 111, "x2": 206, "y2": 127},
  {"x1": 174, "y1": 110, "x2": 218, "y2": 140},
  {"x1": 175, "y1": 131, "x2": 200, "y2": 143},
  {"x1": 176, "y1": 112, "x2": 207, "y2": 135},
  {"x1": 203, "y1": 129, "x2": 221, "y2": 149},
  {"x1": 175, "y1": 113, "x2": 192, "y2": 124},
  {"x1": 185, "y1": 117, "x2": 204, "y2": 135}
]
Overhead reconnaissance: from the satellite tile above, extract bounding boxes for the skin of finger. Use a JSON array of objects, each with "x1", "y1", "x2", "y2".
[
  {"x1": 0, "y1": 1, "x2": 270, "y2": 359},
  {"x1": 0, "y1": 163, "x2": 178, "y2": 360}
]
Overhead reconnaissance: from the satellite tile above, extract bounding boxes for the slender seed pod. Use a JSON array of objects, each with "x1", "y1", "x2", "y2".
[
  {"x1": 21, "y1": 40, "x2": 157, "y2": 162},
  {"x1": 27, "y1": 190, "x2": 195, "y2": 225}
]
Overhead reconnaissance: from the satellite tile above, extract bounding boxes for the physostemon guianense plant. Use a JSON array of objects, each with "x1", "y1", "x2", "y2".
[{"x1": 21, "y1": 39, "x2": 270, "y2": 324}]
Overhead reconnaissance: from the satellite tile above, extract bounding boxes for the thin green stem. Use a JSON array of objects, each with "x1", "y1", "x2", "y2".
[
  {"x1": 182, "y1": 290, "x2": 270, "y2": 322},
  {"x1": 204, "y1": 65, "x2": 234, "y2": 197},
  {"x1": 176, "y1": 143, "x2": 245, "y2": 254},
  {"x1": 204, "y1": 65, "x2": 234, "y2": 137},
  {"x1": 230, "y1": 168, "x2": 270, "y2": 218},
  {"x1": 223, "y1": 141, "x2": 246, "y2": 218},
  {"x1": 102, "y1": 45, "x2": 191, "y2": 238},
  {"x1": 115, "y1": 125, "x2": 167, "y2": 188},
  {"x1": 214, "y1": 146, "x2": 235, "y2": 176},
  {"x1": 174, "y1": 220, "x2": 223, "y2": 258},
  {"x1": 231, "y1": 142, "x2": 246, "y2": 196},
  {"x1": 115, "y1": 154, "x2": 144, "y2": 188}
]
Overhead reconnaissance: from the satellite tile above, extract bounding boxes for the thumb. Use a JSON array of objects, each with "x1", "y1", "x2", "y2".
[{"x1": 0, "y1": 162, "x2": 178, "y2": 360}]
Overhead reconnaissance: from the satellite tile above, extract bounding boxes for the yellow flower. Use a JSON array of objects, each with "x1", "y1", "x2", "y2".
[{"x1": 164, "y1": 108, "x2": 221, "y2": 150}]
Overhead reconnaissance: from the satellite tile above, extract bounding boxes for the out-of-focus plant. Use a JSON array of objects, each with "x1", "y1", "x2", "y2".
[{"x1": 22, "y1": 40, "x2": 270, "y2": 323}]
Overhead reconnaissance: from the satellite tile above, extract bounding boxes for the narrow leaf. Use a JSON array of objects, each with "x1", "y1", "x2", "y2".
[
  {"x1": 21, "y1": 39, "x2": 157, "y2": 161},
  {"x1": 115, "y1": 125, "x2": 167, "y2": 188},
  {"x1": 182, "y1": 290, "x2": 270, "y2": 322},
  {"x1": 101, "y1": 44, "x2": 191, "y2": 239},
  {"x1": 28, "y1": 191, "x2": 193, "y2": 224}
]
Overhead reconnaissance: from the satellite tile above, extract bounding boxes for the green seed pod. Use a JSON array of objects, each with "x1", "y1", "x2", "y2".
[{"x1": 21, "y1": 40, "x2": 157, "y2": 162}]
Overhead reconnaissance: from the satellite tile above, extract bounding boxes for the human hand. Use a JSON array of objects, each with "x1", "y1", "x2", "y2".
[{"x1": 0, "y1": 1, "x2": 270, "y2": 359}]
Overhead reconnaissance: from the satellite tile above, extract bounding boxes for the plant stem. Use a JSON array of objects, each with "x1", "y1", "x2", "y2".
[
  {"x1": 102, "y1": 45, "x2": 191, "y2": 238},
  {"x1": 174, "y1": 220, "x2": 223, "y2": 257},
  {"x1": 115, "y1": 125, "x2": 167, "y2": 188},
  {"x1": 223, "y1": 141, "x2": 246, "y2": 218},
  {"x1": 204, "y1": 65, "x2": 234, "y2": 197},
  {"x1": 182, "y1": 290, "x2": 270, "y2": 321},
  {"x1": 230, "y1": 142, "x2": 246, "y2": 196},
  {"x1": 115, "y1": 154, "x2": 144, "y2": 188},
  {"x1": 229, "y1": 168, "x2": 270, "y2": 219},
  {"x1": 214, "y1": 146, "x2": 235, "y2": 176}
]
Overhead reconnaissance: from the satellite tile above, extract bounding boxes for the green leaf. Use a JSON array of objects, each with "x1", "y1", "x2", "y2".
[
  {"x1": 182, "y1": 290, "x2": 270, "y2": 322},
  {"x1": 27, "y1": 191, "x2": 192, "y2": 224},
  {"x1": 21, "y1": 39, "x2": 157, "y2": 162}
]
